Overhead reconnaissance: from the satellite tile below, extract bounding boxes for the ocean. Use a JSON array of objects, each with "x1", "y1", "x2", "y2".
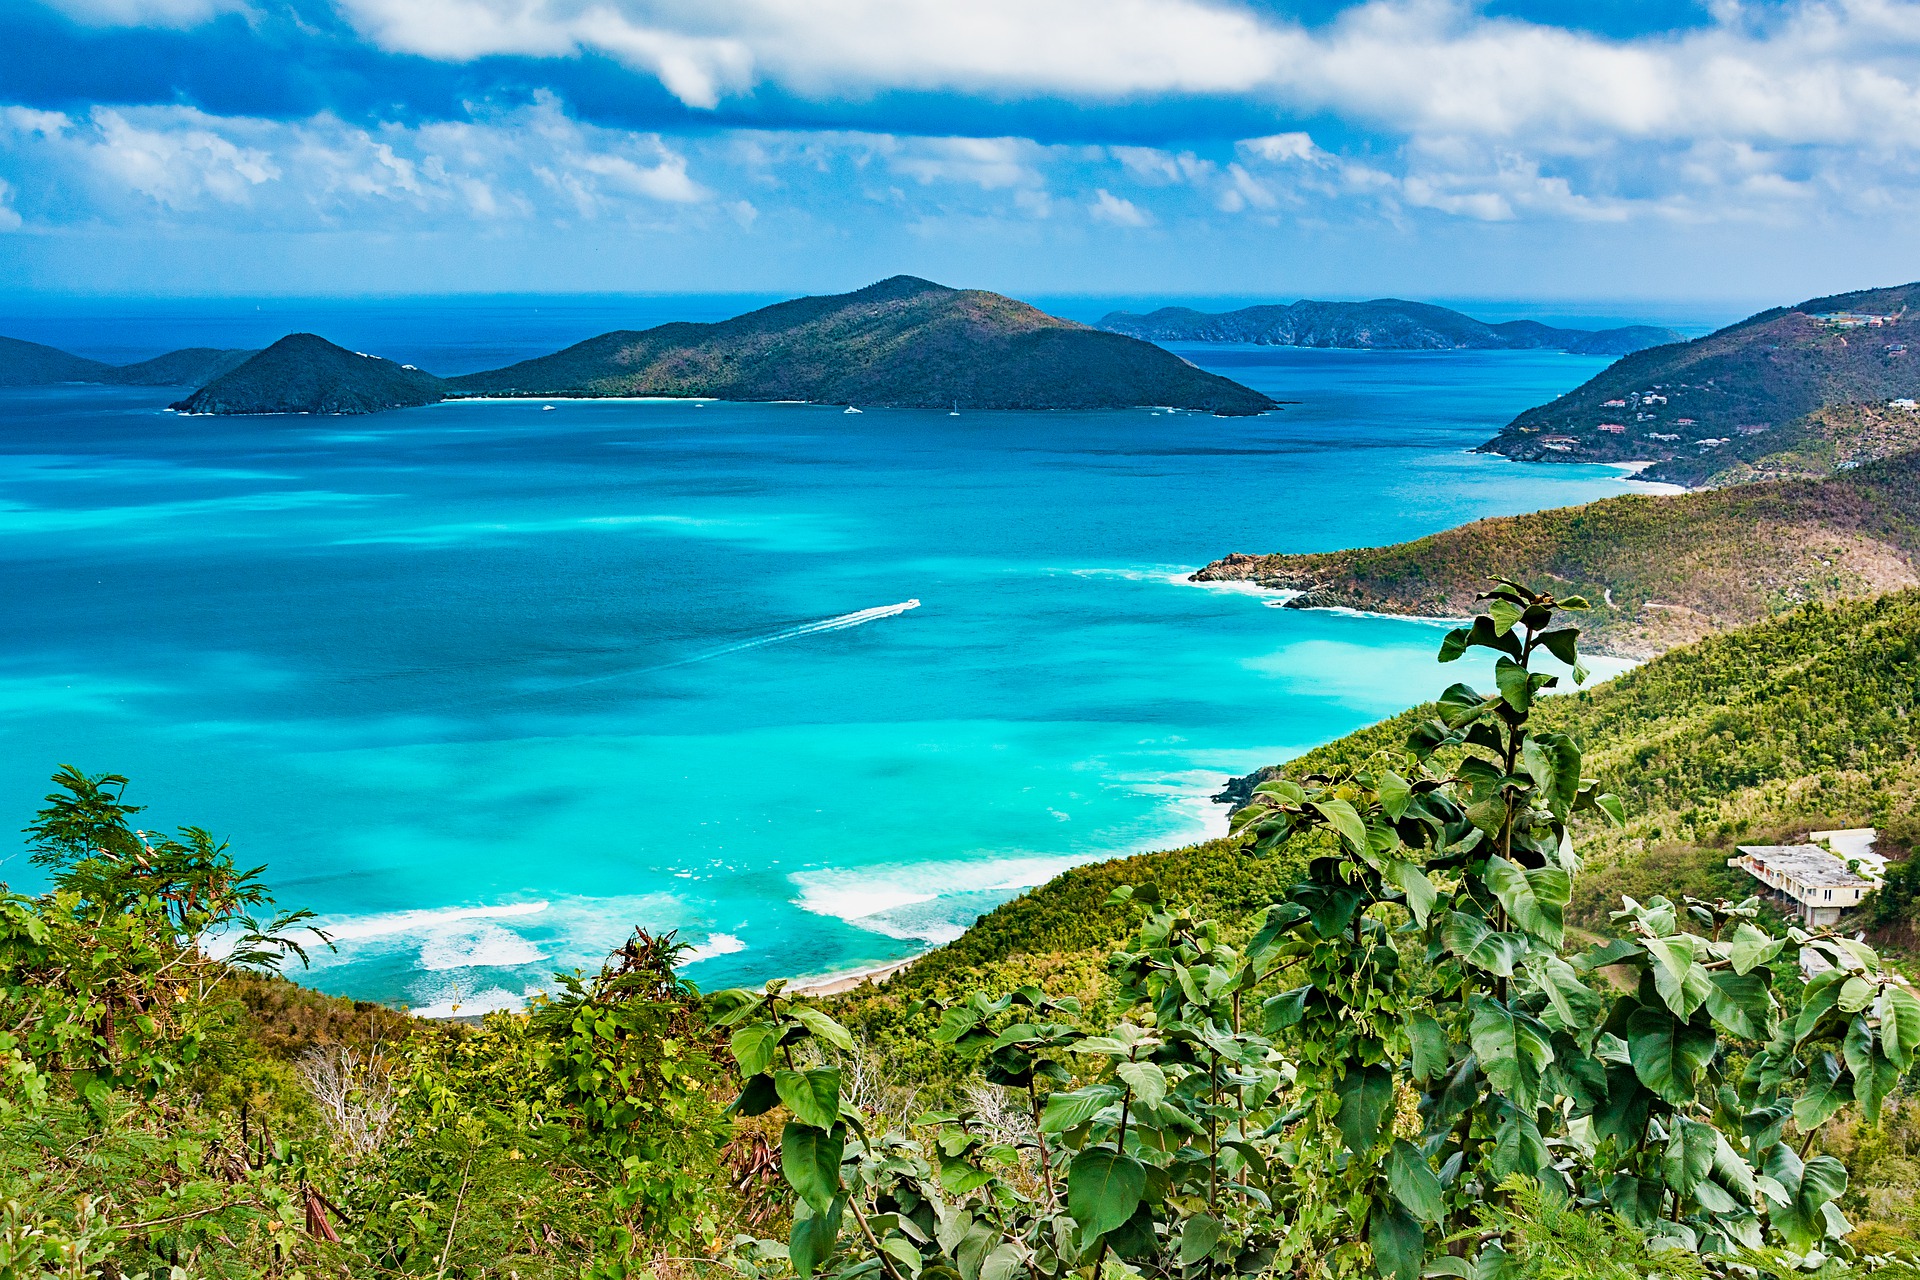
[{"x1": 0, "y1": 296, "x2": 1656, "y2": 1011}]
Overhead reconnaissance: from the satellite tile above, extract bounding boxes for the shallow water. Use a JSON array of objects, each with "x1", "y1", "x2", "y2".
[{"x1": 0, "y1": 320, "x2": 1645, "y2": 1009}]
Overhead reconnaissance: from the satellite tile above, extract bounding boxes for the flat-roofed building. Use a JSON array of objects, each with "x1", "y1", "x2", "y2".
[{"x1": 1729, "y1": 843, "x2": 1876, "y2": 927}]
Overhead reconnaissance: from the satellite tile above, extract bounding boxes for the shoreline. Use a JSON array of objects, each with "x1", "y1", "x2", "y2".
[{"x1": 785, "y1": 956, "x2": 923, "y2": 998}]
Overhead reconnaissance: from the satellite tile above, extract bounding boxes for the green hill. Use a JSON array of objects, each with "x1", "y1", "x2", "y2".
[
  {"x1": 451, "y1": 276, "x2": 1276, "y2": 413},
  {"x1": 171, "y1": 333, "x2": 450, "y2": 415},
  {"x1": 0, "y1": 335, "x2": 116, "y2": 385},
  {"x1": 1097, "y1": 298, "x2": 1681, "y2": 354},
  {"x1": 0, "y1": 336, "x2": 257, "y2": 387},
  {"x1": 1479, "y1": 281, "x2": 1919, "y2": 468},
  {"x1": 107, "y1": 346, "x2": 256, "y2": 387},
  {"x1": 1189, "y1": 448, "x2": 1920, "y2": 657},
  {"x1": 841, "y1": 588, "x2": 1920, "y2": 1009}
]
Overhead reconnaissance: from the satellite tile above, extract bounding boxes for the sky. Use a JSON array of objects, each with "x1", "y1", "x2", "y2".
[{"x1": 2, "y1": 0, "x2": 1919, "y2": 303}]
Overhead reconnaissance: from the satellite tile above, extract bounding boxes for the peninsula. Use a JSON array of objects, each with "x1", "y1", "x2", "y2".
[
  {"x1": 1097, "y1": 299, "x2": 1681, "y2": 355},
  {"x1": 1192, "y1": 447, "x2": 1920, "y2": 658},
  {"x1": 1478, "y1": 281, "x2": 1920, "y2": 475}
]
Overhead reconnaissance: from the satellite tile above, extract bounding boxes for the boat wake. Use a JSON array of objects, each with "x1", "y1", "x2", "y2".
[{"x1": 507, "y1": 599, "x2": 923, "y2": 699}]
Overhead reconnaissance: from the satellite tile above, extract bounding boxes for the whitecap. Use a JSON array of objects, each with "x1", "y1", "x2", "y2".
[
  {"x1": 684, "y1": 933, "x2": 747, "y2": 964},
  {"x1": 417, "y1": 922, "x2": 547, "y2": 971}
]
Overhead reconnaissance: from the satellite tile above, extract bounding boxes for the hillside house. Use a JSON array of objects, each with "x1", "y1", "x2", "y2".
[
  {"x1": 1676, "y1": 418, "x2": 1697, "y2": 425},
  {"x1": 1597, "y1": 423, "x2": 1626, "y2": 433},
  {"x1": 1729, "y1": 841, "x2": 1877, "y2": 926},
  {"x1": 1893, "y1": 398, "x2": 1918, "y2": 411},
  {"x1": 1603, "y1": 399, "x2": 1627, "y2": 407},
  {"x1": 1649, "y1": 432, "x2": 1680, "y2": 441}
]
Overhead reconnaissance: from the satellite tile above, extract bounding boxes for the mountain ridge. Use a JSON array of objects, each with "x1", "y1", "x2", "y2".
[
  {"x1": 0, "y1": 336, "x2": 257, "y2": 388},
  {"x1": 1096, "y1": 298, "x2": 1682, "y2": 355}
]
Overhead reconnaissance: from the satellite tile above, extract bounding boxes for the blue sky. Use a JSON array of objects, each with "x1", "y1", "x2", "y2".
[{"x1": 1, "y1": 0, "x2": 1916, "y2": 302}]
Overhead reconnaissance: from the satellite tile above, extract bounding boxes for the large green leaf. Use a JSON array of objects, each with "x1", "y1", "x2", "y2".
[
  {"x1": 1369, "y1": 1196, "x2": 1426, "y2": 1280},
  {"x1": 789, "y1": 1199, "x2": 843, "y2": 1278},
  {"x1": 1605, "y1": 1173, "x2": 1663, "y2": 1228},
  {"x1": 781, "y1": 1122, "x2": 845, "y2": 1214},
  {"x1": 1039, "y1": 1083, "x2": 1122, "y2": 1133},
  {"x1": 1886, "y1": 986, "x2": 1920, "y2": 1069},
  {"x1": 1703, "y1": 972, "x2": 1772, "y2": 1041},
  {"x1": 791, "y1": 1006, "x2": 856, "y2": 1051},
  {"x1": 1838, "y1": 975, "x2": 1877, "y2": 1014},
  {"x1": 1795, "y1": 971, "x2": 1845, "y2": 1043},
  {"x1": 1408, "y1": 1012, "x2": 1451, "y2": 1082},
  {"x1": 1311, "y1": 797, "x2": 1369, "y2": 855},
  {"x1": 1663, "y1": 1117, "x2": 1716, "y2": 1197},
  {"x1": 1114, "y1": 1060, "x2": 1167, "y2": 1109},
  {"x1": 1067, "y1": 1148, "x2": 1146, "y2": 1240},
  {"x1": 1383, "y1": 859, "x2": 1437, "y2": 925},
  {"x1": 1388, "y1": 1139, "x2": 1445, "y2": 1224},
  {"x1": 1379, "y1": 770, "x2": 1413, "y2": 820},
  {"x1": 1520, "y1": 732, "x2": 1581, "y2": 820},
  {"x1": 1179, "y1": 1214, "x2": 1224, "y2": 1267},
  {"x1": 1626, "y1": 1007, "x2": 1715, "y2": 1104},
  {"x1": 1794, "y1": 1054, "x2": 1853, "y2": 1131},
  {"x1": 731, "y1": 1023, "x2": 780, "y2": 1077},
  {"x1": 1491, "y1": 1109, "x2": 1548, "y2": 1179},
  {"x1": 1494, "y1": 657, "x2": 1532, "y2": 714},
  {"x1": 1533, "y1": 955, "x2": 1604, "y2": 1036},
  {"x1": 1727, "y1": 922, "x2": 1785, "y2": 976},
  {"x1": 775, "y1": 1067, "x2": 842, "y2": 1129},
  {"x1": 1484, "y1": 856, "x2": 1568, "y2": 946},
  {"x1": 1470, "y1": 997, "x2": 1553, "y2": 1111},
  {"x1": 1443, "y1": 912, "x2": 1530, "y2": 978},
  {"x1": 1646, "y1": 936, "x2": 1711, "y2": 1018},
  {"x1": 1334, "y1": 1062, "x2": 1395, "y2": 1155}
]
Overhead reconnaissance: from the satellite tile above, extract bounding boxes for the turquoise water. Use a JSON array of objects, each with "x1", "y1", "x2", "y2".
[{"x1": 0, "y1": 319, "x2": 1643, "y2": 1010}]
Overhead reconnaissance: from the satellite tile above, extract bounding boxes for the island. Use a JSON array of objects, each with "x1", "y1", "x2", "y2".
[
  {"x1": 447, "y1": 276, "x2": 1275, "y2": 413},
  {"x1": 0, "y1": 336, "x2": 255, "y2": 388},
  {"x1": 135, "y1": 278, "x2": 1279, "y2": 417},
  {"x1": 1097, "y1": 299, "x2": 1681, "y2": 355},
  {"x1": 1477, "y1": 281, "x2": 1920, "y2": 477},
  {"x1": 170, "y1": 334, "x2": 449, "y2": 416}
]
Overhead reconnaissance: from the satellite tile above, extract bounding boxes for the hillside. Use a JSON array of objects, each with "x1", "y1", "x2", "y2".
[
  {"x1": 1480, "y1": 281, "x2": 1920, "y2": 466},
  {"x1": 170, "y1": 333, "x2": 450, "y2": 415},
  {"x1": 1647, "y1": 399, "x2": 1920, "y2": 487},
  {"x1": 107, "y1": 346, "x2": 256, "y2": 387},
  {"x1": 0, "y1": 334, "x2": 116, "y2": 385},
  {"x1": 1189, "y1": 447, "x2": 1920, "y2": 657},
  {"x1": 0, "y1": 335, "x2": 257, "y2": 387},
  {"x1": 450, "y1": 276, "x2": 1277, "y2": 413},
  {"x1": 1096, "y1": 298, "x2": 1681, "y2": 354}
]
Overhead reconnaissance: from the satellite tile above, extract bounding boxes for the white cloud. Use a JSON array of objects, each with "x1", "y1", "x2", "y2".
[
  {"x1": 0, "y1": 179, "x2": 21, "y2": 231},
  {"x1": 1089, "y1": 188, "x2": 1151, "y2": 226},
  {"x1": 1238, "y1": 132, "x2": 1324, "y2": 164},
  {"x1": 323, "y1": 0, "x2": 1920, "y2": 159},
  {"x1": 0, "y1": 95, "x2": 713, "y2": 230}
]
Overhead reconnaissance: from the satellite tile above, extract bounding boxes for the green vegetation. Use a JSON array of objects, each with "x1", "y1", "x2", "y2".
[
  {"x1": 717, "y1": 580, "x2": 1911, "y2": 1280},
  {"x1": 1191, "y1": 448, "x2": 1920, "y2": 656},
  {"x1": 447, "y1": 276, "x2": 1276, "y2": 413},
  {"x1": 1480, "y1": 281, "x2": 1919, "y2": 467},
  {"x1": 172, "y1": 333, "x2": 451, "y2": 415},
  {"x1": 1097, "y1": 300, "x2": 1679, "y2": 355},
  {"x1": 15, "y1": 583, "x2": 1920, "y2": 1277}
]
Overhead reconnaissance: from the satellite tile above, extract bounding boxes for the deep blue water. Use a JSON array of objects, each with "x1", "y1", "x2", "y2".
[{"x1": 0, "y1": 301, "x2": 1655, "y2": 1011}]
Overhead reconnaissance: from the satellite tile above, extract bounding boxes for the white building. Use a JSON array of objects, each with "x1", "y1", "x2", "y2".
[{"x1": 1729, "y1": 840, "x2": 1878, "y2": 926}]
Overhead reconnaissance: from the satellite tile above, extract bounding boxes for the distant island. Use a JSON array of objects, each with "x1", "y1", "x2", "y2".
[
  {"x1": 171, "y1": 334, "x2": 449, "y2": 416},
  {"x1": 145, "y1": 277, "x2": 1277, "y2": 417},
  {"x1": 1192, "y1": 445, "x2": 1920, "y2": 658},
  {"x1": 1097, "y1": 299, "x2": 1682, "y2": 355},
  {"x1": 1478, "y1": 281, "x2": 1920, "y2": 480},
  {"x1": 0, "y1": 336, "x2": 255, "y2": 388}
]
